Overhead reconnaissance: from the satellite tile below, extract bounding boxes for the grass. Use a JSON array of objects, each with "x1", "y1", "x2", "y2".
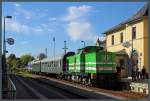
[{"x1": 15, "y1": 70, "x2": 37, "y2": 78}]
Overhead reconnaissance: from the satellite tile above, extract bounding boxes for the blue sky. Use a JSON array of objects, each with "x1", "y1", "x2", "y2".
[{"x1": 2, "y1": 2, "x2": 146, "y2": 58}]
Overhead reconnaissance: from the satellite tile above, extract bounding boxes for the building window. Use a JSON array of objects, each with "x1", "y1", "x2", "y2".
[
  {"x1": 120, "y1": 33, "x2": 123, "y2": 43},
  {"x1": 132, "y1": 27, "x2": 136, "y2": 39},
  {"x1": 112, "y1": 35, "x2": 114, "y2": 45}
]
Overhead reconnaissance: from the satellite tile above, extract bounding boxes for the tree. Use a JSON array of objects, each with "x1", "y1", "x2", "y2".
[
  {"x1": 7, "y1": 54, "x2": 16, "y2": 60},
  {"x1": 37, "y1": 53, "x2": 47, "y2": 60},
  {"x1": 20, "y1": 54, "x2": 34, "y2": 68},
  {"x1": 7, "y1": 54, "x2": 17, "y2": 70},
  {"x1": 14, "y1": 58, "x2": 23, "y2": 69}
]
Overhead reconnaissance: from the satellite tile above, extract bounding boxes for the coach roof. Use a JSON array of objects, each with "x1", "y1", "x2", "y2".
[{"x1": 41, "y1": 54, "x2": 64, "y2": 62}]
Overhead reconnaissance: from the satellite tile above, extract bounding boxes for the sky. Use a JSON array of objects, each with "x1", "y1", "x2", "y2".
[{"x1": 2, "y1": 2, "x2": 146, "y2": 58}]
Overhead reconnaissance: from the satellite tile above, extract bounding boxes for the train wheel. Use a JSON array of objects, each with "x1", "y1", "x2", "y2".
[{"x1": 82, "y1": 78, "x2": 86, "y2": 85}]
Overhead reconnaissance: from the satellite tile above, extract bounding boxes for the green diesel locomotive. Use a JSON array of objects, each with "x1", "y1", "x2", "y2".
[{"x1": 66, "y1": 46, "x2": 117, "y2": 88}]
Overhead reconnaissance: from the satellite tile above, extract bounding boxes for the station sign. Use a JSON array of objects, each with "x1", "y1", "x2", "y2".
[
  {"x1": 7, "y1": 38, "x2": 14, "y2": 45},
  {"x1": 122, "y1": 41, "x2": 131, "y2": 48}
]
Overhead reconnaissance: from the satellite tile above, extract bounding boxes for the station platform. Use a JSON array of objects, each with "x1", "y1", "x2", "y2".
[
  {"x1": 120, "y1": 78, "x2": 148, "y2": 94},
  {"x1": 130, "y1": 80, "x2": 148, "y2": 94}
]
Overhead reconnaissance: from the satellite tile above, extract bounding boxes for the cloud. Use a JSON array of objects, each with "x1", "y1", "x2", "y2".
[
  {"x1": 63, "y1": 5, "x2": 104, "y2": 42},
  {"x1": 66, "y1": 21, "x2": 98, "y2": 41},
  {"x1": 64, "y1": 5, "x2": 92, "y2": 21},
  {"x1": 14, "y1": 3, "x2": 21, "y2": 7},
  {"x1": 13, "y1": 4, "x2": 33, "y2": 20},
  {"x1": 13, "y1": 4, "x2": 49, "y2": 21},
  {"x1": 9, "y1": 4, "x2": 55, "y2": 35},
  {"x1": 17, "y1": 8, "x2": 32, "y2": 20},
  {"x1": 6, "y1": 20, "x2": 49, "y2": 35}
]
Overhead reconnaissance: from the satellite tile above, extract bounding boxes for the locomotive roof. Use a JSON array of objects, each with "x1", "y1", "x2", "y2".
[
  {"x1": 77, "y1": 46, "x2": 103, "y2": 53},
  {"x1": 78, "y1": 46, "x2": 101, "y2": 50}
]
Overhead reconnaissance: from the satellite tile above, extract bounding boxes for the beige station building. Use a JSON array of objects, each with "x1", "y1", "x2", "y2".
[{"x1": 103, "y1": 3, "x2": 148, "y2": 77}]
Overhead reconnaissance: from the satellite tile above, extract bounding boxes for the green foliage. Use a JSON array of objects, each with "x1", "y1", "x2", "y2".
[
  {"x1": 37, "y1": 53, "x2": 47, "y2": 60},
  {"x1": 7, "y1": 54, "x2": 17, "y2": 70},
  {"x1": 20, "y1": 54, "x2": 34, "y2": 67},
  {"x1": 7, "y1": 54, "x2": 34, "y2": 70}
]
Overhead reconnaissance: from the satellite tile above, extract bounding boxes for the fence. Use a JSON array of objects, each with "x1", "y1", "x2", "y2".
[{"x1": 2, "y1": 76, "x2": 16, "y2": 99}]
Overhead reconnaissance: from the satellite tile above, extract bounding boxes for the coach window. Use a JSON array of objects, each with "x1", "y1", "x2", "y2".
[
  {"x1": 56, "y1": 61, "x2": 58, "y2": 67},
  {"x1": 57, "y1": 61, "x2": 59, "y2": 67},
  {"x1": 60, "y1": 60, "x2": 61, "y2": 67},
  {"x1": 55, "y1": 61, "x2": 57, "y2": 67},
  {"x1": 48, "y1": 62, "x2": 50, "y2": 67}
]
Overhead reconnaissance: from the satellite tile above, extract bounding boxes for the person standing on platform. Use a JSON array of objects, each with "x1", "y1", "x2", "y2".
[
  {"x1": 136, "y1": 67, "x2": 139, "y2": 80},
  {"x1": 138, "y1": 67, "x2": 141, "y2": 80},
  {"x1": 132, "y1": 65, "x2": 137, "y2": 81},
  {"x1": 141, "y1": 66, "x2": 146, "y2": 80}
]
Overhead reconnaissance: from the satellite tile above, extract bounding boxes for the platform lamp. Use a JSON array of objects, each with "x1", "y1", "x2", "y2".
[
  {"x1": 2, "y1": 16, "x2": 12, "y2": 97},
  {"x1": 81, "y1": 41, "x2": 85, "y2": 48}
]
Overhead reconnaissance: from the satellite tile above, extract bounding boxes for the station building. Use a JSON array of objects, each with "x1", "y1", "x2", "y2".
[{"x1": 103, "y1": 3, "x2": 148, "y2": 77}]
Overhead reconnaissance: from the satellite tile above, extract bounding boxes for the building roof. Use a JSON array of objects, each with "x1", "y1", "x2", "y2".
[
  {"x1": 103, "y1": 3, "x2": 148, "y2": 34},
  {"x1": 115, "y1": 49, "x2": 127, "y2": 56}
]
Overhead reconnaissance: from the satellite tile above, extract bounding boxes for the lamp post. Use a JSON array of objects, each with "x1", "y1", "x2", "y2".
[
  {"x1": 81, "y1": 41, "x2": 85, "y2": 48},
  {"x1": 2, "y1": 16, "x2": 12, "y2": 98},
  {"x1": 62, "y1": 41, "x2": 68, "y2": 54},
  {"x1": 53, "y1": 37, "x2": 55, "y2": 56},
  {"x1": 131, "y1": 27, "x2": 136, "y2": 80},
  {"x1": 3, "y1": 16, "x2": 12, "y2": 63},
  {"x1": 45, "y1": 48, "x2": 47, "y2": 58}
]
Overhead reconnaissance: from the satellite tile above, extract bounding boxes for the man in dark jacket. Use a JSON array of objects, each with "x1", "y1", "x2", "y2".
[{"x1": 141, "y1": 66, "x2": 146, "y2": 80}]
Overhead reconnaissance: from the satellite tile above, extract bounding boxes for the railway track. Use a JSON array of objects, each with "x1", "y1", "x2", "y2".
[
  {"x1": 11, "y1": 75, "x2": 89, "y2": 99},
  {"x1": 10, "y1": 75, "x2": 39, "y2": 99},
  {"x1": 30, "y1": 78, "x2": 89, "y2": 99}
]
